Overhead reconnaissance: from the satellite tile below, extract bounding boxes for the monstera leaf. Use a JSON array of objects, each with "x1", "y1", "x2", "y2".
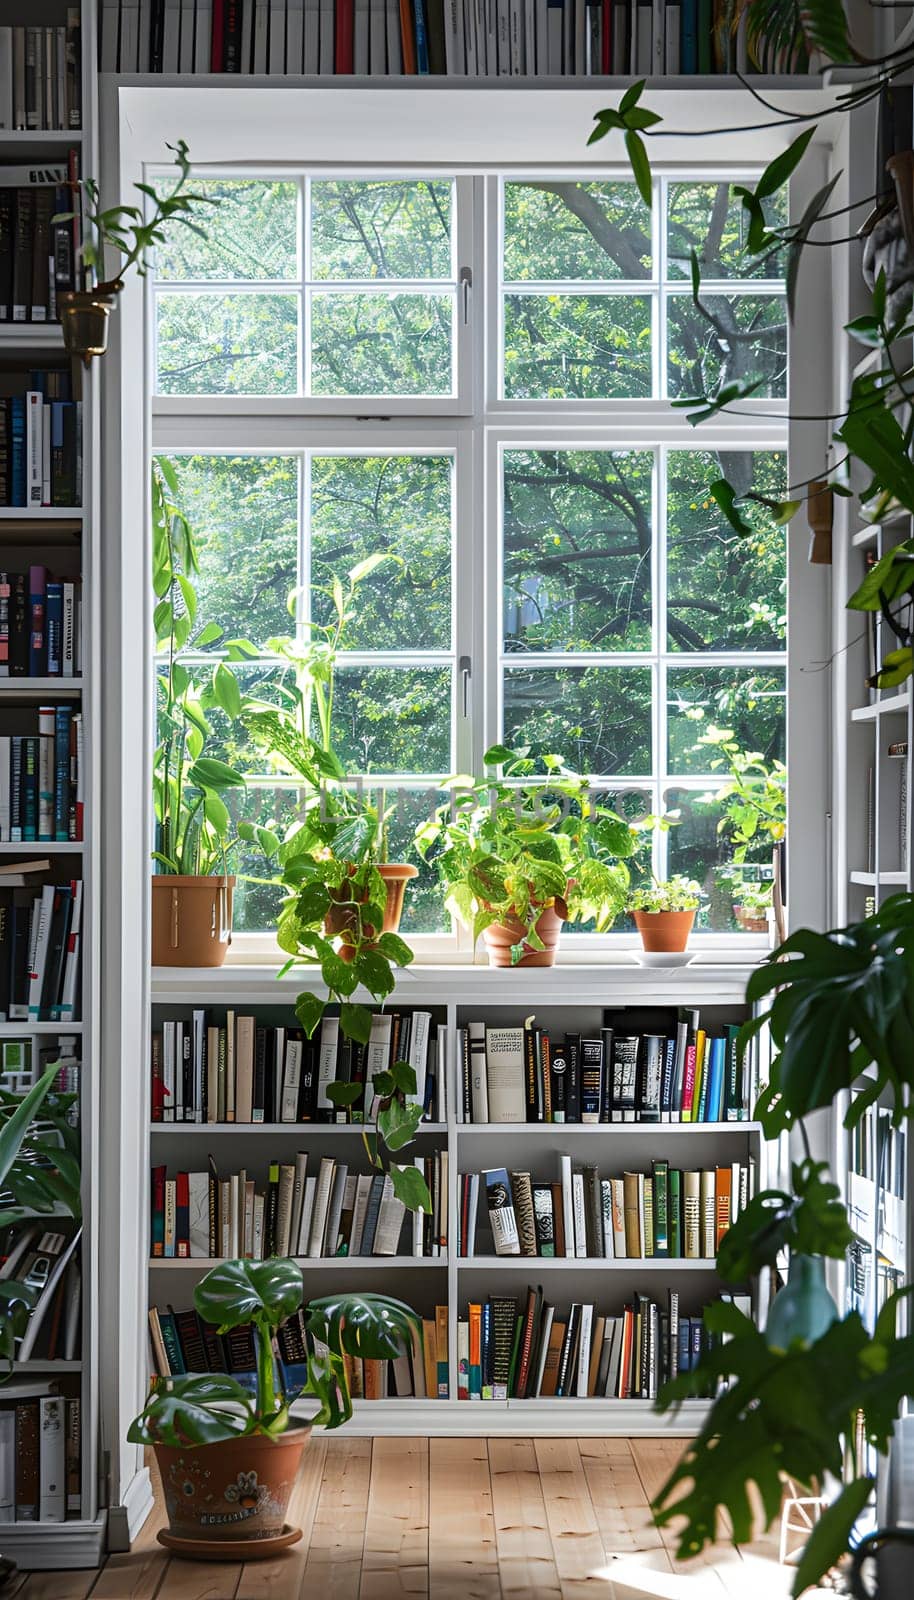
[
  {"x1": 194, "y1": 1257, "x2": 303, "y2": 1333},
  {"x1": 306, "y1": 1292, "x2": 419, "y2": 1363},
  {"x1": 716, "y1": 1160, "x2": 854, "y2": 1282},
  {"x1": 126, "y1": 1373, "x2": 257, "y2": 1447}
]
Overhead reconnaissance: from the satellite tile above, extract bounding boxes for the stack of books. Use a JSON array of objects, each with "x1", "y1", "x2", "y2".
[
  {"x1": 458, "y1": 1011, "x2": 750, "y2": 1124},
  {"x1": 0, "y1": 568, "x2": 82, "y2": 679},
  {"x1": 457, "y1": 1286, "x2": 750, "y2": 1401},
  {"x1": 0, "y1": 374, "x2": 83, "y2": 509},
  {"x1": 0, "y1": 163, "x2": 81, "y2": 327},
  {"x1": 151, "y1": 1149, "x2": 447, "y2": 1259},
  {"x1": 0, "y1": 708, "x2": 83, "y2": 843},
  {"x1": 0, "y1": 21, "x2": 82, "y2": 132},
  {"x1": 462, "y1": 1156, "x2": 755, "y2": 1258},
  {"x1": 0, "y1": 1224, "x2": 81, "y2": 1365},
  {"x1": 0, "y1": 871, "x2": 83, "y2": 1023},
  {"x1": 149, "y1": 1297, "x2": 449, "y2": 1398},
  {"x1": 0, "y1": 1393, "x2": 80, "y2": 1521},
  {"x1": 151, "y1": 1007, "x2": 446, "y2": 1124}
]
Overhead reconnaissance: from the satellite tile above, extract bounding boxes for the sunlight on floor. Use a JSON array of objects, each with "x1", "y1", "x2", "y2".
[{"x1": 593, "y1": 1546, "x2": 799, "y2": 1600}]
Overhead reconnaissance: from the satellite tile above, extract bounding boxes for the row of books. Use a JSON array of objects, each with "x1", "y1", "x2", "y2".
[
  {"x1": 0, "y1": 713, "x2": 83, "y2": 844},
  {"x1": 467, "y1": 1156, "x2": 755, "y2": 1259},
  {"x1": 457, "y1": 1287, "x2": 748, "y2": 1402},
  {"x1": 0, "y1": 877, "x2": 83, "y2": 1023},
  {"x1": 0, "y1": 569, "x2": 82, "y2": 679},
  {"x1": 149, "y1": 1298, "x2": 451, "y2": 1398},
  {"x1": 151, "y1": 1150, "x2": 448, "y2": 1259},
  {"x1": 0, "y1": 1394, "x2": 81, "y2": 1522},
  {"x1": 151, "y1": 1008, "x2": 445, "y2": 1124},
  {"x1": 0, "y1": 21, "x2": 82, "y2": 134},
  {"x1": 0, "y1": 165, "x2": 81, "y2": 329},
  {"x1": 98, "y1": 0, "x2": 781, "y2": 76},
  {"x1": 0, "y1": 1227, "x2": 82, "y2": 1365},
  {"x1": 459, "y1": 1012, "x2": 750, "y2": 1125},
  {"x1": 0, "y1": 390, "x2": 82, "y2": 508}
]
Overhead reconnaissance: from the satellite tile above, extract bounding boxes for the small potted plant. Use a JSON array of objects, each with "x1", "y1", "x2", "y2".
[
  {"x1": 416, "y1": 745, "x2": 636, "y2": 967},
  {"x1": 732, "y1": 878, "x2": 772, "y2": 933},
  {"x1": 128, "y1": 1259, "x2": 418, "y2": 1559},
  {"x1": 53, "y1": 140, "x2": 217, "y2": 365},
  {"x1": 152, "y1": 461, "x2": 245, "y2": 966},
  {"x1": 629, "y1": 876, "x2": 702, "y2": 953}
]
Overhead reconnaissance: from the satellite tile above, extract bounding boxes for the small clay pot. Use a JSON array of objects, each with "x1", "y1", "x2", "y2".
[
  {"x1": 151, "y1": 875, "x2": 234, "y2": 967},
  {"x1": 735, "y1": 906, "x2": 768, "y2": 934},
  {"x1": 324, "y1": 862, "x2": 417, "y2": 944},
  {"x1": 482, "y1": 898, "x2": 568, "y2": 968},
  {"x1": 632, "y1": 908, "x2": 695, "y2": 953},
  {"x1": 153, "y1": 1426, "x2": 310, "y2": 1553}
]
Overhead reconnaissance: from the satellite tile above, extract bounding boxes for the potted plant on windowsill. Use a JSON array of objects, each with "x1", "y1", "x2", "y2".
[
  {"x1": 416, "y1": 744, "x2": 636, "y2": 967},
  {"x1": 629, "y1": 876, "x2": 702, "y2": 954},
  {"x1": 731, "y1": 879, "x2": 772, "y2": 934},
  {"x1": 152, "y1": 460, "x2": 245, "y2": 967},
  {"x1": 128, "y1": 1258, "x2": 419, "y2": 1560},
  {"x1": 53, "y1": 140, "x2": 217, "y2": 365}
]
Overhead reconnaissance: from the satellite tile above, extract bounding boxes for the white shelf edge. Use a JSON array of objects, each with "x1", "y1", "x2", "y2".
[
  {"x1": 456, "y1": 1120, "x2": 760, "y2": 1134},
  {"x1": 0, "y1": 508, "x2": 83, "y2": 520},
  {"x1": 850, "y1": 870, "x2": 909, "y2": 886},
  {"x1": 0, "y1": 1021, "x2": 82, "y2": 1034},
  {"x1": 851, "y1": 691, "x2": 912, "y2": 722},
  {"x1": 0, "y1": 842, "x2": 83, "y2": 854},
  {"x1": 149, "y1": 1254, "x2": 445, "y2": 1270},
  {"x1": 17, "y1": 1359, "x2": 82, "y2": 1372},
  {"x1": 0, "y1": 130, "x2": 83, "y2": 141},
  {"x1": 0, "y1": 678, "x2": 83, "y2": 693},
  {"x1": 301, "y1": 1395, "x2": 711, "y2": 1437},
  {"x1": 851, "y1": 525, "x2": 879, "y2": 549},
  {"x1": 459, "y1": 1256, "x2": 721, "y2": 1271},
  {"x1": 150, "y1": 1120, "x2": 447, "y2": 1134},
  {"x1": 0, "y1": 1515, "x2": 106, "y2": 1570}
]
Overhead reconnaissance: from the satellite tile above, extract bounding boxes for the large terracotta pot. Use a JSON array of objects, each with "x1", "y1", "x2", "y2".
[
  {"x1": 151, "y1": 874, "x2": 235, "y2": 967},
  {"x1": 482, "y1": 898, "x2": 568, "y2": 968},
  {"x1": 154, "y1": 1426, "x2": 310, "y2": 1556},
  {"x1": 324, "y1": 862, "x2": 417, "y2": 944},
  {"x1": 632, "y1": 908, "x2": 695, "y2": 953}
]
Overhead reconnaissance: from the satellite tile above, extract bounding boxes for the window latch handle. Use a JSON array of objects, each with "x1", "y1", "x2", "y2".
[
  {"x1": 459, "y1": 654, "x2": 472, "y2": 716},
  {"x1": 459, "y1": 267, "x2": 472, "y2": 325}
]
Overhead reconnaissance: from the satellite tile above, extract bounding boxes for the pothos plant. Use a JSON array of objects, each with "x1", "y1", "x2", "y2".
[
  {"x1": 152, "y1": 459, "x2": 245, "y2": 876},
  {"x1": 628, "y1": 876, "x2": 701, "y2": 914},
  {"x1": 128, "y1": 1257, "x2": 420, "y2": 1445},
  {"x1": 648, "y1": 893, "x2": 914, "y2": 1594},
  {"x1": 416, "y1": 744, "x2": 636, "y2": 961},
  {"x1": 693, "y1": 724, "x2": 787, "y2": 864}
]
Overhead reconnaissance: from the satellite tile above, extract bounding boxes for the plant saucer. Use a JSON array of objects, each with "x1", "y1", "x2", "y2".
[
  {"x1": 631, "y1": 950, "x2": 696, "y2": 968},
  {"x1": 158, "y1": 1524, "x2": 302, "y2": 1560}
]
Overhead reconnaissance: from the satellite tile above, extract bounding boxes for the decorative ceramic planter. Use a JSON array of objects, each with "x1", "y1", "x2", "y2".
[
  {"x1": 151, "y1": 874, "x2": 235, "y2": 967},
  {"x1": 482, "y1": 898, "x2": 568, "y2": 968},
  {"x1": 58, "y1": 282, "x2": 121, "y2": 366},
  {"x1": 632, "y1": 908, "x2": 695, "y2": 953},
  {"x1": 154, "y1": 1426, "x2": 310, "y2": 1559},
  {"x1": 324, "y1": 862, "x2": 417, "y2": 946}
]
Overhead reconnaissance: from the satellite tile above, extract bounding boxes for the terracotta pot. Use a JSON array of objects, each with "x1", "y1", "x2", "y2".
[
  {"x1": 154, "y1": 1426, "x2": 310, "y2": 1552},
  {"x1": 151, "y1": 874, "x2": 235, "y2": 967},
  {"x1": 735, "y1": 906, "x2": 769, "y2": 934},
  {"x1": 58, "y1": 281, "x2": 121, "y2": 367},
  {"x1": 483, "y1": 898, "x2": 568, "y2": 968},
  {"x1": 632, "y1": 908, "x2": 695, "y2": 953},
  {"x1": 324, "y1": 863, "x2": 417, "y2": 944}
]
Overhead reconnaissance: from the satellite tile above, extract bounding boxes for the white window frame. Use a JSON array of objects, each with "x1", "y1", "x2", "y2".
[{"x1": 112, "y1": 83, "x2": 833, "y2": 964}]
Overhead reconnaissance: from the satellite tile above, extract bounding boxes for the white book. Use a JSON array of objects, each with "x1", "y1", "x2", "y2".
[
  {"x1": 287, "y1": 0, "x2": 305, "y2": 68},
  {"x1": 354, "y1": 0, "x2": 369, "y2": 70},
  {"x1": 289, "y1": 1151, "x2": 309, "y2": 1254},
  {"x1": 408, "y1": 1009, "x2": 431, "y2": 1107},
  {"x1": 307, "y1": 1155, "x2": 336, "y2": 1257},
  {"x1": 297, "y1": 1175, "x2": 317, "y2": 1255},
  {"x1": 496, "y1": 0, "x2": 509, "y2": 71},
  {"x1": 349, "y1": 1172, "x2": 373, "y2": 1256},
  {"x1": 509, "y1": 0, "x2": 522, "y2": 71},
  {"x1": 0, "y1": 1411, "x2": 13, "y2": 1517},
  {"x1": 366, "y1": 1012, "x2": 392, "y2": 1088},
  {"x1": 26, "y1": 393, "x2": 42, "y2": 506},
  {"x1": 444, "y1": 0, "x2": 464, "y2": 71},
  {"x1": 385, "y1": 0, "x2": 402, "y2": 71},
  {"x1": 560, "y1": 1153, "x2": 575, "y2": 1258},
  {"x1": 572, "y1": 1171, "x2": 587, "y2": 1258},
  {"x1": 161, "y1": 1019, "x2": 175, "y2": 1123},
  {"x1": 269, "y1": 0, "x2": 286, "y2": 68},
  {"x1": 412, "y1": 1156, "x2": 425, "y2": 1255},
  {"x1": 484, "y1": 1024, "x2": 525, "y2": 1121},
  {"x1": 164, "y1": 1180, "x2": 176, "y2": 1256},
  {"x1": 119, "y1": 0, "x2": 140, "y2": 69},
  {"x1": 188, "y1": 1171, "x2": 210, "y2": 1257},
  {"x1": 252, "y1": 1192, "x2": 265, "y2": 1259},
  {"x1": 178, "y1": 0, "x2": 197, "y2": 71},
  {"x1": 457, "y1": 1320, "x2": 469, "y2": 1394},
  {"x1": 38, "y1": 1395, "x2": 65, "y2": 1521},
  {"x1": 281, "y1": 1036, "x2": 302, "y2": 1121},
  {"x1": 163, "y1": 0, "x2": 182, "y2": 70},
  {"x1": 533, "y1": 0, "x2": 545, "y2": 71},
  {"x1": 60, "y1": 877, "x2": 82, "y2": 1022},
  {"x1": 316, "y1": 1015, "x2": 339, "y2": 1114},
  {"x1": 369, "y1": 0, "x2": 385, "y2": 72},
  {"x1": 229, "y1": 1173, "x2": 240, "y2": 1256},
  {"x1": 546, "y1": 1, "x2": 561, "y2": 70},
  {"x1": 576, "y1": 1303, "x2": 593, "y2": 1398},
  {"x1": 174, "y1": 1019, "x2": 184, "y2": 1122},
  {"x1": 27, "y1": 882, "x2": 55, "y2": 1018},
  {"x1": 319, "y1": 0, "x2": 334, "y2": 69},
  {"x1": 192, "y1": 1009, "x2": 205, "y2": 1123},
  {"x1": 37, "y1": 706, "x2": 53, "y2": 840},
  {"x1": 304, "y1": 0, "x2": 320, "y2": 69},
  {"x1": 600, "y1": 1179, "x2": 615, "y2": 1258},
  {"x1": 194, "y1": 0, "x2": 212, "y2": 68},
  {"x1": 531, "y1": 1303, "x2": 553, "y2": 1397},
  {"x1": 468, "y1": 1020, "x2": 488, "y2": 1122},
  {"x1": 373, "y1": 1174, "x2": 405, "y2": 1256},
  {"x1": 435, "y1": 1026, "x2": 447, "y2": 1123},
  {"x1": 485, "y1": 0, "x2": 497, "y2": 71},
  {"x1": 464, "y1": 0, "x2": 478, "y2": 73},
  {"x1": 0, "y1": 30, "x2": 10, "y2": 129},
  {"x1": 137, "y1": 0, "x2": 152, "y2": 69},
  {"x1": 252, "y1": 0, "x2": 270, "y2": 68},
  {"x1": 731, "y1": 1160, "x2": 741, "y2": 1225},
  {"x1": 466, "y1": 1171, "x2": 479, "y2": 1256},
  {"x1": 0, "y1": 736, "x2": 10, "y2": 840}
]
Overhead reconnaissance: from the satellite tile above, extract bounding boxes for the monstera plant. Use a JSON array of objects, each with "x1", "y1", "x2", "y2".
[{"x1": 129, "y1": 1257, "x2": 418, "y2": 1555}]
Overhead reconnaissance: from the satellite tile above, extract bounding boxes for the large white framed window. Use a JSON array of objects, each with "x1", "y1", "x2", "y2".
[{"x1": 149, "y1": 158, "x2": 788, "y2": 955}]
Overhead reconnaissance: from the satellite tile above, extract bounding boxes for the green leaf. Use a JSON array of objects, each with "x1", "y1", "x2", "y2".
[
  {"x1": 306, "y1": 1292, "x2": 418, "y2": 1362},
  {"x1": 847, "y1": 540, "x2": 914, "y2": 611},
  {"x1": 374, "y1": 931, "x2": 414, "y2": 967},
  {"x1": 791, "y1": 1478, "x2": 873, "y2": 1597},
  {"x1": 353, "y1": 948, "x2": 396, "y2": 1001},
  {"x1": 194, "y1": 1257, "x2": 303, "y2": 1332},
  {"x1": 619, "y1": 78, "x2": 645, "y2": 115},
  {"x1": 483, "y1": 744, "x2": 515, "y2": 766},
  {"x1": 0, "y1": 1067, "x2": 60, "y2": 1191},
  {"x1": 873, "y1": 646, "x2": 914, "y2": 690},
  {"x1": 372, "y1": 1071, "x2": 395, "y2": 1098},
  {"x1": 710, "y1": 479, "x2": 755, "y2": 537},
  {"x1": 625, "y1": 129, "x2": 652, "y2": 208},
  {"x1": 295, "y1": 990, "x2": 326, "y2": 1038},
  {"x1": 799, "y1": 0, "x2": 854, "y2": 64},
  {"x1": 388, "y1": 1162, "x2": 432, "y2": 1213},
  {"x1": 390, "y1": 1060, "x2": 418, "y2": 1096},
  {"x1": 211, "y1": 661, "x2": 242, "y2": 719},
  {"x1": 349, "y1": 552, "x2": 394, "y2": 584},
  {"x1": 756, "y1": 128, "x2": 815, "y2": 200},
  {"x1": 126, "y1": 1373, "x2": 256, "y2": 1448},
  {"x1": 186, "y1": 757, "x2": 245, "y2": 791},
  {"x1": 340, "y1": 1002, "x2": 374, "y2": 1046},
  {"x1": 376, "y1": 1097, "x2": 423, "y2": 1152},
  {"x1": 195, "y1": 621, "x2": 224, "y2": 647},
  {"x1": 840, "y1": 408, "x2": 914, "y2": 520},
  {"x1": 326, "y1": 1081, "x2": 363, "y2": 1107}
]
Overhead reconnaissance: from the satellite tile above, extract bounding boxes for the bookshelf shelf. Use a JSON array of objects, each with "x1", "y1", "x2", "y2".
[
  {"x1": 149, "y1": 1255, "x2": 444, "y2": 1271},
  {"x1": 458, "y1": 1256, "x2": 722, "y2": 1271},
  {"x1": 0, "y1": 1021, "x2": 82, "y2": 1035},
  {"x1": 0, "y1": 842, "x2": 83, "y2": 854},
  {"x1": 456, "y1": 1120, "x2": 761, "y2": 1136},
  {"x1": 0, "y1": 508, "x2": 83, "y2": 520},
  {"x1": 17, "y1": 1360, "x2": 82, "y2": 1373},
  {"x1": 294, "y1": 1394, "x2": 712, "y2": 1439},
  {"x1": 849, "y1": 870, "x2": 908, "y2": 886},
  {"x1": 150, "y1": 1120, "x2": 448, "y2": 1135},
  {"x1": 851, "y1": 525, "x2": 879, "y2": 549},
  {"x1": 851, "y1": 690, "x2": 911, "y2": 722},
  {"x1": 0, "y1": 678, "x2": 84, "y2": 695}
]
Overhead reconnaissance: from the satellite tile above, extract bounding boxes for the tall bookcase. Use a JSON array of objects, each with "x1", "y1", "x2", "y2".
[
  {"x1": 0, "y1": 0, "x2": 105, "y2": 1568},
  {"x1": 148, "y1": 963, "x2": 767, "y2": 1435}
]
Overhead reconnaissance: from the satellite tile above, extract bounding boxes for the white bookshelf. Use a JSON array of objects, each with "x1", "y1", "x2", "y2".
[
  {"x1": 0, "y1": 0, "x2": 105, "y2": 1568},
  {"x1": 148, "y1": 963, "x2": 765, "y2": 1437}
]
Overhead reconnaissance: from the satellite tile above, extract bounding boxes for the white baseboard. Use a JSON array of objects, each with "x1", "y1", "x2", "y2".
[
  {"x1": 106, "y1": 1465, "x2": 154, "y2": 1553},
  {"x1": 300, "y1": 1397, "x2": 710, "y2": 1437},
  {"x1": 0, "y1": 1515, "x2": 107, "y2": 1570}
]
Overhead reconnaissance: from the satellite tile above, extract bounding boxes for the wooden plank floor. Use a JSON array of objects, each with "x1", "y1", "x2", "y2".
[{"x1": 15, "y1": 1438, "x2": 799, "y2": 1600}]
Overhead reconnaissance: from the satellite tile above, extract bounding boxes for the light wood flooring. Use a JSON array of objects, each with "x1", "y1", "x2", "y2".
[{"x1": 8, "y1": 1437, "x2": 798, "y2": 1600}]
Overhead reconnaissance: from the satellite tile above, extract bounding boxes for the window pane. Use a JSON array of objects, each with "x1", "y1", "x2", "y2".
[
  {"x1": 379, "y1": 787, "x2": 449, "y2": 933},
  {"x1": 665, "y1": 787, "x2": 774, "y2": 932},
  {"x1": 160, "y1": 455, "x2": 298, "y2": 643},
  {"x1": 503, "y1": 448, "x2": 653, "y2": 651},
  {"x1": 667, "y1": 666, "x2": 786, "y2": 775},
  {"x1": 667, "y1": 450, "x2": 787, "y2": 651},
  {"x1": 666, "y1": 182, "x2": 788, "y2": 280},
  {"x1": 332, "y1": 666, "x2": 451, "y2": 775},
  {"x1": 154, "y1": 180, "x2": 299, "y2": 282},
  {"x1": 311, "y1": 455, "x2": 452, "y2": 651},
  {"x1": 156, "y1": 293, "x2": 299, "y2": 396},
  {"x1": 503, "y1": 666, "x2": 652, "y2": 775},
  {"x1": 503, "y1": 181, "x2": 652, "y2": 281},
  {"x1": 227, "y1": 785, "x2": 299, "y2": 932},
  {"x1": 667, "y1": 293, "x2": 787, "y2": 400},
  {"x1": 503, "y1": 293, "x2": 652, "y2": 400},
  {"x1": 311, "y1": 180, "x2": 453, "y2": 280},
  {"x1": 310, "y1": 293, "x2": 453, "y2": 397},
  {"x1": 190, "y1": 664, "x2": 293, "y2": 774}
]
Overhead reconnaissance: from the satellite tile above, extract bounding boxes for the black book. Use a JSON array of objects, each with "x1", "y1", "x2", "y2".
[
  {"x1": 197, "y1": 1315, "x2": 227, "y2": 1373},
  {"x1": 460, "y1": 1027, "x2": 471, "y2": 1122},
  {"x1": 252, "y1": 1025, "x2": 267, "y2": 1121},
  {"x1": 550, "y1": 1040, "x2": 568, "y2": 1123},
  {"x1": 582, "y1": 1163, "x2": 602, "y2": 1258},
  {"x1": 0, "y1": 888, "x2": 11, "y2": 1018},
  {"x1": 580, "y1": 1037, "x2": 602, "y2": 1123},
  {"x1": 61, "y1": 404, "x2": 78, "y2": 505},
  {"x1": 9, "y1": 891, "x2": 32, "y2": 1014},
  {"x1": 173, "y1": 1307, "x2": 209, "y2": 1372},
  {"x1": 264, "y1": 1166, "x2": 279, "y2": 1256},
  {"x1": 599, "y1": 1026, "x2": 614, "y2": 1121},
  {"x1": 207, "y1": 1154, "x2": 219, "y2": 1259},
  {"x1": 224, "y1": 0, "x2": 244, "y2": 69},
  {"x1": 556, "y1": 1303, "x2": 579, "y2": 1398},
  {"x1": 0, "y1": 190, "x2": 13, "y2": 320},
  {"x1": 335, "y1": 1033, "x2": 353, "y2": 1124},
  {"x1": 181, "y1": 1026, "x2": 192, "y2": 1121},
  {"x1": 297, "y1": 1033, "x2": 316, "y2": 1121},
  {"x1": 223, "y1": 1322, "x2": 256, "y2": 1375},
  {"x1": 564, "y1": 1032, "x2": 581, "y2": 1123},
  {"x1": 40, "y1": 882, "x2": 71, "y2": 1016},
  {"x1": 31, "y1": 189, "x2": 51, "y2": 319},
  {"x1": 51, "y1": 185, "x2": 74, "y2": 300},
  {"x1": 524, "y1": 1017, "x2": 539, "y2": 1121},
  {"x1": 10, "y1": 576, "x2": 28, "y2": 673},
  {"x1": 519, "y1": 1282, "x2": 544, "y2": 1399},
  {"x1": 149, "y1": 0, "x2": 166, "y2": 70},
  {"x1": 612, "y1": 1035, "x2": 639, "y2": 1123},
  {"x1": 12, "y1": 191, "x2": 34, "y2": 322}
]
